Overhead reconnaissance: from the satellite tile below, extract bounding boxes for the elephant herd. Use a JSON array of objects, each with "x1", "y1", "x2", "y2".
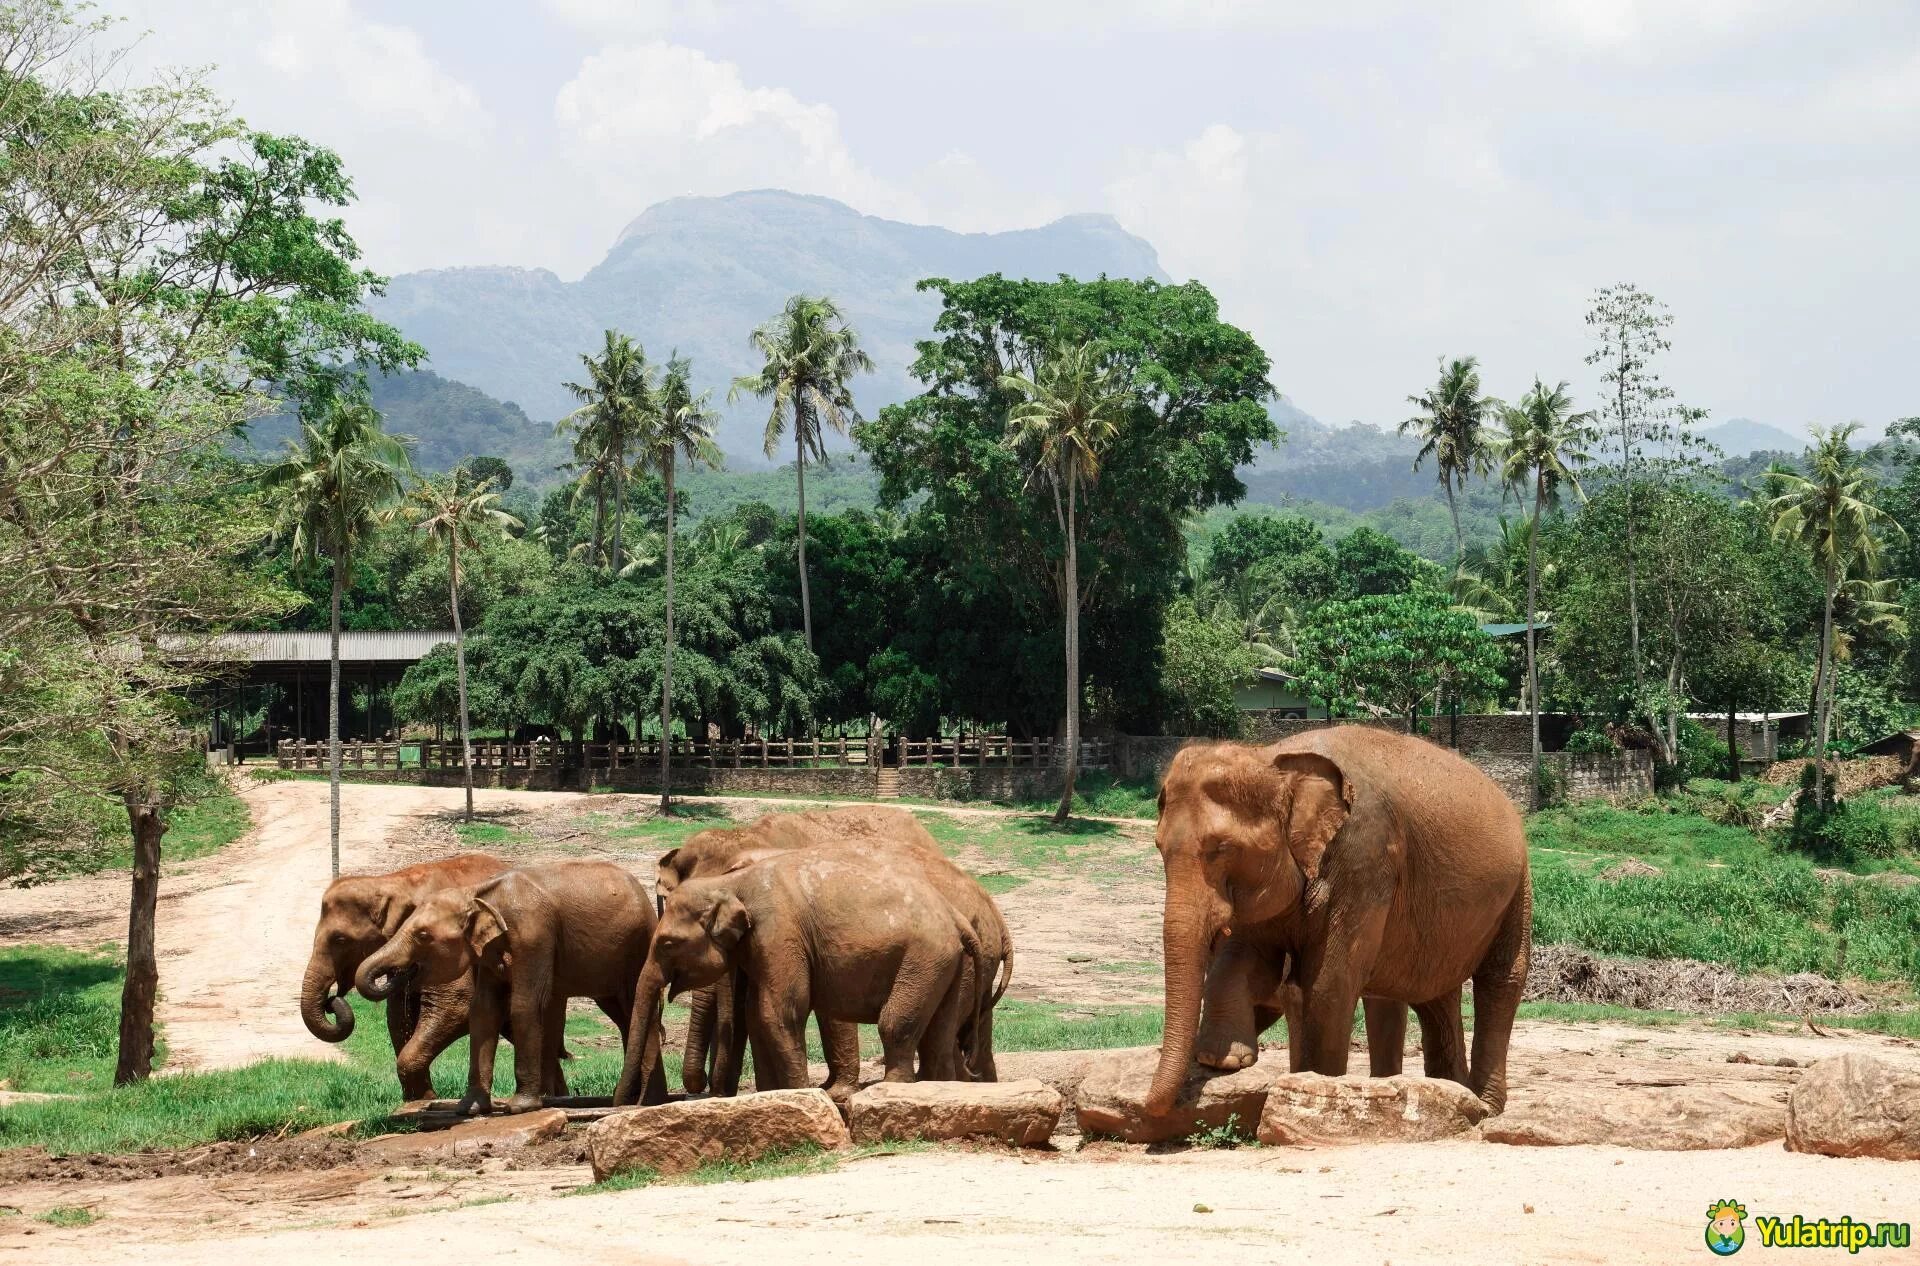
[
  {"x1": 301, "y1": 726, "x2": 1532, "y2": 1122},
  {"x1": 299, "y1": 806, "x2": 1010, "y2": 1111}
]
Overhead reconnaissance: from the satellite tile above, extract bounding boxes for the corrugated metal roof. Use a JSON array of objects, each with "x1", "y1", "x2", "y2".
[{"x1": 170, "y1": 630, "x2": 456, "y2": 664}]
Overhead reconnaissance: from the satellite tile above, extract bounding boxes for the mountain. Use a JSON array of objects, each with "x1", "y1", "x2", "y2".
[
  {"x1": 370, "y1": 190, "x2": 1167, "y2": 463},
  {"x1": 1235, "y1": 403, "x2": 1433, "y2": 512},
  {"x1": 1700, "y1": 417, "x2": 1804, "y2": 456}
]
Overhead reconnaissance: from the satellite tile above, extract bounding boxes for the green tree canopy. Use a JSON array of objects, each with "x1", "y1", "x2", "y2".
[{"x1": 1291, "y1": 590, "x2": 1505, "y2": 726}]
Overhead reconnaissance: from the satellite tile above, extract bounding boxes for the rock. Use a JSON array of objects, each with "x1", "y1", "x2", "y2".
[
  {"x1": 848, "y1": 1080, "x2": 1063, "y2": 1147},
  {"x1": 1073, "y1": 1047, "x2": 1291, "y2": 1145},
  {"x1": 1483, "y1": 1084, "x2": 1785, "y2": 1150},
  {"x1": 586, "y1": 1089, "x2": 851, "y2": 1181},
  {"x1": 1786, "y1": 1054, "x2": 1920, "y2": 1160},
  {"x1": 360, "y1": 1108, "x2": 568, "y2": 1160},
  {"x1": 1256, "y1": 1074, "x2": 1489, "y2": 1146}
]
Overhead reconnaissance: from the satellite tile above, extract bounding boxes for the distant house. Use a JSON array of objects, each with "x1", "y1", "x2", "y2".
[
  {"x1": 1236, "y1": 667, "x2": 1330, "y2": 719},
  {"x1": 1854, "y1": 728, "x2": 1920, "y2": 769},
  {"x1": 1684, "y1": 711, "x2": 1811, "y2": 763},
  {"x1": 1478, "y1": 621, "x2": 1553, "y2": 640}
]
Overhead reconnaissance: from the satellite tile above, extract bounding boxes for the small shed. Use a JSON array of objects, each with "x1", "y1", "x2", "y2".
[
  {"x1": 1235, "y1": 667, "x2": 1329, "y2": 718},
  {"x1": 1855, "y1": 729, "x2": 1920, "y2": 767},
  {"x1": 1686, "y1": 712, "x2": 1811, "y2": 763}
]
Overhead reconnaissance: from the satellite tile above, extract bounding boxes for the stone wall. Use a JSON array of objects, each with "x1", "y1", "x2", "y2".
[
  {"x1": 1239, "y1": 711, "x2": 1574, "y2": 753},
  {"x1": 896, "y1": 766, "x2": 1063, "y2": 803},
  {"x1": 599, "y1": 766, "x2": 880, "y2": 797}
]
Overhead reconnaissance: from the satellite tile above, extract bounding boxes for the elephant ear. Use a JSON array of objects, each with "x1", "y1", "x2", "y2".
[
  {"x1": 703, "y1": 892, "x2": 751, "y2": 952},
  {"x1": 372, "y1": 892, "x2": 401, "y2": 938},
  {"x1": 656, "y1": 847, "x2": 681, "y2": 878},
  {"x1": 467, "y1": 897, "x2": 511, "y2": 968},
  {"x1": 1272, "y1": 751, "x2": 1352, "y2": 883}
]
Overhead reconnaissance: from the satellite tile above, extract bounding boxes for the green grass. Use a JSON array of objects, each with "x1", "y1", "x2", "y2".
[
  {"x1": 604, "y1": 804, "x2": 732, "y2": 849},
  {"x1": 97, "y1": 783, "x2": 250, "y2": 870},
  {"x1": 35, "y1": 1206, "x2": 97, "y2": 1228},
  {"x1": 0, "y1": 947, "x2": 135, "y2": 1094},
  {"x1": 996, "y1": 771, "x2": 1158, "y2": 820},
  {"x1": 573, "y1": 1139, "x2": 927, "y2": 1197},
  {"x1": 972, "y1": 873, "x2": 1028, "y2": 895},
  {"x1": 450, "y1": 820, "x2": 530, "y2": 848},
  {"x1": 993, "y1": 999, "x2": 1163, "y2": 1051}
]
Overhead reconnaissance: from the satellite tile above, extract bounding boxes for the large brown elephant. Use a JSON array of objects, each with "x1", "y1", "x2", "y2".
[
  {"x1": 659, "y1": 806, "x2": 1012, "y2": 1096},
  {"x1": 1147, "y1": 727, "x2": 1530, "y2": 1117},
  {"x1": 298, "y1": 852, "x2": 508, "y2": 1100},
  {"x1": 357, "y1": 860, "x2": 669, "y2": 1115},
  {"x1": 615, "y1": 849, "x2": 982, "y2": 1106}
]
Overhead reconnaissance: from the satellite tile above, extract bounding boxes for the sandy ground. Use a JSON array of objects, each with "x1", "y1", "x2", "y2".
[{"x1": 5, "y1": 781, "x2": 1920, "y2": 1263}]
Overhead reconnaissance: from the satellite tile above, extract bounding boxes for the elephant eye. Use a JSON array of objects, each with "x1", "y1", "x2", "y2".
[{"x1": 412, "y1": 928, "x2": 429, "y2": 942}]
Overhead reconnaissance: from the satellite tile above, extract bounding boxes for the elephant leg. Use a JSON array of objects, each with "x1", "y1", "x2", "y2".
[
  {"x1": 527, "y1": 994, "x2": 566, "y2": 1108},
  {"x1": 1293, "y1": 907, "x2": 1385, "y2": 1077},
  {"x1": 498, "y1": 982, "x2": 551, "y2": 1114},
  {"x1": 877, "y1": 949, "x2": 954, "y2": 1083},
  {"x1": 969, "y1": 969, "x2": 999, "y2": 1083},
  {"x1": 458, "y1": 982, "x2": 503, "y2": 1116},
  {"x1": 915, "y1": 958, "x2": 968, "y2": 1083},
  {"x1": 1195, "y1": 938, "x2": 1283, "y2": 1071},
  {"x1": 747, "y1": 974, "x2": 811, "y2": 1091},
  {"x1": 818, "y1": 1015, "x2": 863, "y2": 1102},
  {"x1": 715, "y1": 971, "x2": 749, "y2": 1096},
  {"x1": 395, "y1": 985, "x2": 468, "y2": 1102},
  {"x1": 385, "y1": 979, "x2": 421, "y2": 1084},
  {"x1": 681, "y1": 984, "x2": 718, "y2": 1095},
  {"x1": 1414, "y1": 986, "x2": 1469, "y2": 1085},
  {"x1": 1468, "y1": 886, "x2": 1532, "y2": 1114},
  {"x1": 1364, "y1": 999, "x2": 1408, "y2": 1077}
]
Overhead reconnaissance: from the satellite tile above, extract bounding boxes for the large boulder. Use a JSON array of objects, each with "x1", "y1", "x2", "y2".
[
  {"x1": 1074, "y1": 1047, "x2": 1291, "y2": 1144},
  {"x1": 1786, "y1": 1054, "x2": 1920, "y2": 1160},
  {"x1": 360, "y1": 1108, "x2": 568, "y2": 1161},
  {"x1": 586, "y1": 1089, "x2": 851, "y2": 1181},
  {"x1": 1482, "y1": 1084, "x2": 1786, "y2": 1150},
  {"x1": 1256, "y1": 1074, "x2": 1488, "y2": 1146},
  {"x1": 848, "y1": 1079, "x2": 1063, "y2": 1147}
]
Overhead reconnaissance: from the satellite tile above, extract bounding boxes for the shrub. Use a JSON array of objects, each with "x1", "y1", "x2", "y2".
[
  {"x1": 1788, "y1": 767, "x2": 1899, "y2": 862},
  {"x1": 1564, "y1": 728, "x2": 1615, "y2": 755},
  {"x1": 1654, "y1": 718, "x2": 1732, "y2": 791}
]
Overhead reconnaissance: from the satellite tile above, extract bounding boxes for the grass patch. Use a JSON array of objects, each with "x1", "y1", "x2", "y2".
[
  {"x1": 995, "y1": 771, "x2": 1158, "y2": 820},
  {"x1": 35, "y1": 1206, "x2": 97, "y2": 1228},
  {"x1": 1090, "y1": 959, "x2": 1158, "y2": 975},
  {"x1": 0, "y1": 947, "x2": 135, "y2": 1094},
  {"x1": 605, "y1": 804, "x2": 733, "y2": 849},
  {"x1": 573, "y1": 1140, "x2": 925, "y2": 1197},
  {"x1": 94, "y1": 781, "x2": 251, "y2": 870},
  {"x1": 993, "y1": 999, "x2": 1163, "y2": 1051},
  {"x1": 972, "y1": 873, "x2": 1028, "y2": 895},
  {"x1": 450, "y1": 820, "x2": 530, "y2": 848}
]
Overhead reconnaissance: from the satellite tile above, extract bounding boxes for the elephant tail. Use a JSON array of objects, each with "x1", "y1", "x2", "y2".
[{"x1": 990, "y1": 936, "x2": 1012, "y2": 1009}]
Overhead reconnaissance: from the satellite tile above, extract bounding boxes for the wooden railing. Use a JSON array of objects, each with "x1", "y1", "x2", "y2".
[
  {"x1": 275, "y1": 740, "x2": 408, "y2": 771},
  {"x1": 898, "y1": 735, "x2": 1111, "y2": 769}
]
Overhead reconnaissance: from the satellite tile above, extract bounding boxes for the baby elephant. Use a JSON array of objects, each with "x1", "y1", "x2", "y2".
[
  {"x1": 358, "y1": 860, "x2": 668, "y2": 1114},
  {"x1": 615, "y1": 849, "x2": 982, "y2": 1106}
]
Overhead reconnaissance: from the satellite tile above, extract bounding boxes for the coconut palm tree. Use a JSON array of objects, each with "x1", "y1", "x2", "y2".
[
  {"x1": 1000, "y1": 341, "x2": 1130, "y2": 825},
  {"x1": 1402, "y1": 356, "x2": 1500, "y2": 563},
  {"x1": 1498, "y1": 378, "x2": 1594, "y2": 808},
  {"x1": 640, "y1": 354, "x2": 723, "y2": 812},
  {"x1": 562, "y1": 330, "x2": 655, "y2": 574},
  {"x1": 1769, "y1": 424, "x2": 1906, "y2": 793},
  {"x1": 730, "y1": 295, "x2": 873, "y2": 652},
  {"x1": 261, "y1": 401, "x2": 412, "y2": 876},
  {"x1": 408, "y1": 473, "x2": 521, "y2": 823}
]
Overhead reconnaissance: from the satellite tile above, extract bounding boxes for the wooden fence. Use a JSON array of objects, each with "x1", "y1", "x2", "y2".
[{"x1": 277, "y1": 733, "x2": 1110, "y2": 774}]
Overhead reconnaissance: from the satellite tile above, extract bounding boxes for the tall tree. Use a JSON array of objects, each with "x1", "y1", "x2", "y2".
[
  {"x1": 999, "y1": 342, "x2": 1128, "y2": 824},
  {"x1": 407, "y1": 474, "x2": 520, "y2": 823},
  {"x1": 1767, "y1": 424, "x2": 1905, "y2": 798},
  {"x1": 262, "y1": 402, "x2": 413, "y2": 874},
  {"x1": 0, "y1": 0, "x2": 417, "y2": 1084},
  {"x1": 640, "y1": 354, "x2": 723, "y2": 811},
  {"x1": 731, "y1": 295, "x2": 873, "y2": 653},
  {"x1": 1401, "y1": 356, "x2": 1499, "y2": 562},
  {"x1": 1498, "y1": 378, "x2": 1593, "y2": 806},
  {"x1": 562, "y1": 331, "x2": 655, "y2": 575}
]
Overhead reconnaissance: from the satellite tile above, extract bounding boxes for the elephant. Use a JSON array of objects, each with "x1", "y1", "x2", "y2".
[
  {"x1": 299, "y1": 852, "x2": 508, "y2": 1100},
  {"x1": 616, "y1": 848, "x2": 983, "y2": 1107},
  {"x1": 658, "y1": 806, "x2": 1012, "y2": 1096},
  {"x1": 1146, "y1": 726, "x2": 1531, "y2": 1118},
  {"x1": 357, "y1": 860, "x2": 669, "y2": 1115}
]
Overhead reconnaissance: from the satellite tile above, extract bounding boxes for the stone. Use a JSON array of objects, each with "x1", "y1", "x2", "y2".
[
  {"x1": 1786, "y1": 1054, "x2": 1920, "y2": 1161},
  {"x1": 294, "y1": 1120, "x2": 360, "y2": 1140},
  {"x1": 848, "y1": 1080, "x2": 1064, "y2": 1147},
  {"x1": 360, "y1": 1107, "x2": 568, "y2": 1160},
  {"x1": 1256, "y1": 1074, "x2": 1489, "y2": 1146},
  {"x1": 586, "y1": 1089, "x2": 851, "y2": 1181},
  {"x1": 1482, "y1": 1084, "x2": 1785, "y2": 1150},
  {"x1": 1073, "y1": 1046, "x2": 1291, "y2": 1145}
]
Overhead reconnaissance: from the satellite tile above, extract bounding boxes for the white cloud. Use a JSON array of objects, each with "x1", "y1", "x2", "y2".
[
  {"x1": 551, "y1": 41, "x2": 922, "y2": 223},
  {"x1": 252, "y1": 0, "x2": 490, "y2": 140}
]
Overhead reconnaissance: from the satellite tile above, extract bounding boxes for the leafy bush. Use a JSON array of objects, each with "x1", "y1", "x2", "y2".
[
  {"x1": 1654, "y1": 718, "x2": 1733, "y2": 790},
  {"x1": 1564, "y1": 728, "x2": 1615, "y2": 755},
  {"x1": 1788, "y1": 766, "x2": 1899, "y2": 862},
  {"x1": 1670, "y1": 778, "x2": 1785, "y2": 830}
]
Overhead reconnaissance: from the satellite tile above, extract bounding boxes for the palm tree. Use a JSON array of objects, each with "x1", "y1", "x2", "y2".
[
  {"x1": 408, "y1": 473, "x2": 521, "y2": 823},
  {"x1": 640, "y1": 354, "x2": 723, "y2": 812},
  {"x1": 1000, "y1": 341, "x2": 1130, "y2": 825},
  {"x1": 1768, "y1": 423, "x2": 1906, "y2": 794},
  {"x1": 1402, "y1": 356, "x2": 1500, "y2": 563},
  {"x1": 1498, "y1": 378, "x2": 1594, "y2": 808},
  {"x1": 562, "y1": 330, "x2": 655, "y2": 574},
  {"x1": 261, "y1": 401, "x2": 411, "y2": 876},
  {"x1": 730, "y1": 295, "x2": 873, "y2": 653}
]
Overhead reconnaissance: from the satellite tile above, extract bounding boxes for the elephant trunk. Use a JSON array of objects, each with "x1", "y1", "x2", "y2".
[
  {"x1": 300, "y1": 951, "x2": 355, "y2": 1042},
  {"x1": 615, "y1": 961, "x2": 668, "y2": 1107},
  {"x1": 354, "y1": 942, "x2": 407, "y2": 1003},
  {"x1": 1145, "y1": 884, "x2": 1224, "y2": 1116},
  {"x1": 681, "y1": 984, "x2": 715, "y2": 1095}
]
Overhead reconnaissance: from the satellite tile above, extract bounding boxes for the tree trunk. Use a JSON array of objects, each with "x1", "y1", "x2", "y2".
[
  {"x1": 611, "y1": 445, "x2": 625, "y2": 575},
  {"x1": 795, "y1": 427, "x2": 813, "y2": 653},
  {"x1": 328, "y1": 555, "x2": 343, "y2": 877},
  {"x1": 451, "y1": 537, "x2": 474, "y2": 824},
  {"x1": 113, "y1": 800, "x2": 164, "y2": 1085},
  {"x1": 1527, "y1": 482, "x2": 1543, "y2": 812},
  {"x1": 1054, "y1": 472, "x2": 1081, "y2": 826},
  {"x1": 1815, "y1": 571, "x2": 1836, "y2": 806},
  {"x1": 660, "y1": 459, "x2": 676, "y2": 813},
  {"x1": 591, "y1": 479, "x2": 606, "y2": 569},
  {"x1": 1727, "y1": 701, "x2": 1740, "y2": 782},
  {"x1": 1446, "y1": 476, "x2": 1464, "y2": 565}
]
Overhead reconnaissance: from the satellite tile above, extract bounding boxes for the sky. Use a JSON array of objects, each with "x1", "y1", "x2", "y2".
[{"x1": 111, "y1": 0, "x2": 1920, "y2": 436}]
